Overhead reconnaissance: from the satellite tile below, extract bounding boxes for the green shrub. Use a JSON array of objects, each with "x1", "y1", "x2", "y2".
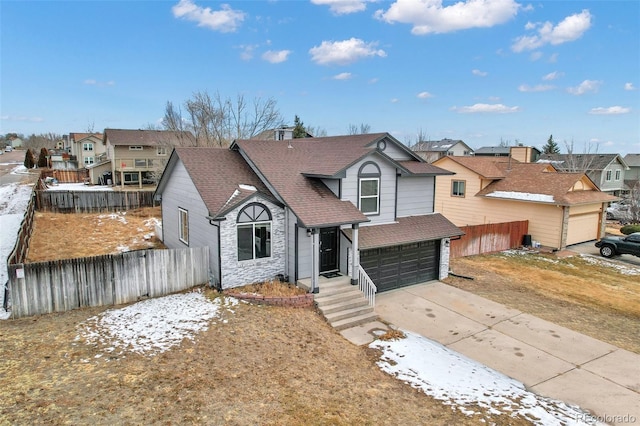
[{"x1": 620, "y1": 224, "x2": 640, "y2": 235}]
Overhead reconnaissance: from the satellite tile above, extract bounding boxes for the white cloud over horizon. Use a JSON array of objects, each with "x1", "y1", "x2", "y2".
[
  {"x1": 262, "y1": 50, "x2": 291, "y2": 63},
  {"x1": 567, "y1": 80, "x2": 601, "y2": 95},
  {"x1": 333, "y1": 72, "x2": 353, "y2": 80},
  {"x1": 172, "y1": 0, "x2": 245, "y2": 33},
  {"x1": 624, "y1": 82, "x2": 636, "y2": 91},
  {"x1": 311, "y1": 0, "x2": 369, "y2": 15},
  {"x1": 472, "y1": 69, "x2": 488, "y2": 77},
  {"x1": 375, "y1": 0, "x2": 520, "y2": 35},
  {"x1": 452, "y1": 103, "x2": 520, "y2": 113},
  {"x1": 1, "y1": 115, "x2": 44, "y2": 123},
  {"x1": 512, "y1": 9, "x2": 592, "y2": 52},
  {"x1": 417, "y1": 91, "x2": 434, "y2": 99},
  {"x1": 309, "y1": 38, "x2": 386, "y2": 65},
  {"x1": 588, "y1": 106, "x2": 631, "y2": 115},
  {"x1": 518, "y1": 84, "x2": 554, "y2": 92}
]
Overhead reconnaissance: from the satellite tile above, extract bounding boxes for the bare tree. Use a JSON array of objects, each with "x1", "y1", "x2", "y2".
[
  {"x1": 163, "y1": 90, "x2": 284, "y2": 147},
  {"x1": 24, "y1": 133, "x2": 61, "y2": 151},
  {"x1": 305, "y1": 125, "x2": 326, "y2": 137},
  {"x1": 347, "y1": 123, "x2": 371, "y2": 135},
  {"x1": 626, "y1": 179, "x2": 640, "y2": 223},
  {"x1": 562, "y1": 139, "x2": 599, "y2": 172}
]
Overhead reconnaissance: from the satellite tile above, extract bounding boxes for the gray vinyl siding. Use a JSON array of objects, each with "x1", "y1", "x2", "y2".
[
  {"x1": 339, "y1": 231, "x2": 353, "y2": 277},
  {"x1": 342, "y1": 155, "x2": 396, "y2": 224},
  {"x1": 160, "y1": 159, "x2": 219, "y2": 284},
  {"x1": 397, "y1": 176, "x2": 435, "y2": 217},
  {"x1": 297, "y1": 226, "x2": 313, "y2": 279},
  {"x1": 381, "y1": 142, "x2": 413, "y2": 161},
  {"x1": 321, "y1": 178, "x2": 340, "y2": 197},
  {"x1": 286, "y1": 208, "x2": 298, "y2": 282},
  {"x1": 598, "y1": 164, "x2": 626, "y2": 193}
]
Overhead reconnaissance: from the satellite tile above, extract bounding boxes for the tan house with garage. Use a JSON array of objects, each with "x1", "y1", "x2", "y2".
[{"x1": 432, "y1": 156, "x2": 618, "y2": 250}]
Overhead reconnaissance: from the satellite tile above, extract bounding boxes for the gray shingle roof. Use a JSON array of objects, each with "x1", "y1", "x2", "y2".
[
  {"x1": 412, "y1": 139, "x2": 468, "y2": 152},
  {"x1": 538, "y1": 153, "x2": 626, "y2": 171},
  {"x1": 105, "y1": 129, "x2": 196, "y2": 146}
]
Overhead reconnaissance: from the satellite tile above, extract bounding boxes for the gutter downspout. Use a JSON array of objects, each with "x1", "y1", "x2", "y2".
[{"x1": 351, "y1": 223, "x2": 359, "y2": 286}]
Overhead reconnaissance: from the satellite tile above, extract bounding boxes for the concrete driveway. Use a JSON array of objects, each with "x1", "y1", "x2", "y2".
[
  {"x1": 374, "y1": 281, "x2": 640, "y2": 425},
  {"x1": 567, "y1": 239, "x2": 640, "y2": 267}
]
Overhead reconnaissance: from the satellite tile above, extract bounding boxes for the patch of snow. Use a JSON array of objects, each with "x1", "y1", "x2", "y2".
[
  {"x1": 46, "y1": 182, "x2": 114, "y2": 191},
  {"x1": 371, "y1": 331, "x2": 596, "y2": 425},
  {"x1": 238, "y1": 184, "x2": 257, "y2": 191},
  {"x1": 486, "y1": 191, "x2": 555, "y2": 203},
  {"x1": 97, "y1": 212, "x2": 128, "y2": 224},
  {"x1": 75, "y1": 290, "x2": 238, "y2": 357},
  {"x1": 580, "y1": 254, "x2": 640, "y2": 275}
]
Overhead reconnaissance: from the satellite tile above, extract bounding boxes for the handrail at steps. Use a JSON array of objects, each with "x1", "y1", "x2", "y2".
[{"x1": 357, "y1": 265, "x2": 377, "y2": 307}]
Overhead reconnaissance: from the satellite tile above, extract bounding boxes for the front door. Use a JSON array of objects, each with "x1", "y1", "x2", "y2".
[{"x1": 319, "y1": 227, "x2": 338, "y2": 273}]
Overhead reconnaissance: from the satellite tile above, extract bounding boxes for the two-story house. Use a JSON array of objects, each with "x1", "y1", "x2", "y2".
[
  {"x1": 103, "y1": 129, "x2": 196, "y2": 188},
  {"x1": 539, "y1": 153, "x2": 629, "y2": 196},
  {"x1": 69, "y1": 133, "x2": 105, "y2": 167},
  {"x1": 411, "y1": 138, "x2": 473, "y2": 163},
  {"x1": 154, "y1": 133, "x2": 462, "y2": 293}
]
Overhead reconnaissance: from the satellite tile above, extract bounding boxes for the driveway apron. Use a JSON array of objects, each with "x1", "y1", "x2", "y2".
[{"x1": 375, "y1": 281, "x2": 640, "y2": 425}]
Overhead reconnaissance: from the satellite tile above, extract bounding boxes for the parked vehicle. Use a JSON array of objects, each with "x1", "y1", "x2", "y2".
[
  {"x1": 4, "y1": 146, "x2": 12, "y2": 152},
  {"x1": 595, "y1": 232, "x2": 640, "y2": 258}
]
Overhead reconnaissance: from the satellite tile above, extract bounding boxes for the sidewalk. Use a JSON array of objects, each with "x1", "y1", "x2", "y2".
[{"x1": 341, "y1": 281, "x2": 640, "y2": 425}]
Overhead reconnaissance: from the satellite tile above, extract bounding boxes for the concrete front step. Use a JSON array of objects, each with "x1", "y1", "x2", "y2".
[
  {"x1": 314, "y1": 289, "x2": 365, "y2": 308},
  {"x1": 330, "y1": 311, "x2": 380, "y2": 331},
  {"x1": 319, "y1": 298, "x2": 370, "y2": 315},
  {"x1": 325, "y1": 305, "x2": 375, "y2": 323}
]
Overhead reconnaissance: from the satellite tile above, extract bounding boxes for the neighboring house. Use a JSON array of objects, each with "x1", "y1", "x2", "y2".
[
  {"x1": 411, "y1": 138, "x2": 474, "y2": 163},
  {"x1": 475, "y1": 145, "x2": 541, "y2": 162},
  {"x1": 251, "y1": 126, "x2": 314, "y2": 140},
  {"x1": 623, "y1": 154, "x2": 640, "y2": 183},
  {"x1": 432, "y1": 156, "x2": 617, "y2": 250},
  {"x1": 538, "y1": 153, "x2": 629, "y2": 196},
  {"x1": 155, "y1": 133, "x2": 463, "y2": 293},
  {"x1": 104, "y1": 129, "x2": 196, "y2": 188},
  {"x1": 69, "y1": 133, "x2": 105, "y2": 168}
]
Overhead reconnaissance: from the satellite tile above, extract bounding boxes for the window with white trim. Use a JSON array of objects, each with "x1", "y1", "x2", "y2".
[
  {"x1": 358, "y1": 162, "x2": 381, "y2": 215},
  {"x1": 157, "y1": 147, "x2": 167, "y2": 156},
  {"x1": 237, "y1": 203, "x2": 272, "y2": 261},
  {"x1": 129, "y1": 146, "x2": 143, "y2": 151},
  {"x1": 605, "y1": 170, "x2": 612, "y2": 181},
  {"x1": 84, "y1": 156, "x2": 95, "y2": 166},
  {"x1": 615, "y1": 169, "x2": 621, "y2": 181},
  {"x1": 179, "y1": 208, "x2": 189, "y2": 244},
  {"x1": 452, "y1": 180, "x2": 466, "y2": 197},
  {"x1": 83, "y1": 142, "x2": 94, "y2": 151}
]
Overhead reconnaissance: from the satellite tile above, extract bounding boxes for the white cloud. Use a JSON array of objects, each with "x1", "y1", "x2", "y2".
[
  {"x1": 548, "y1": 53, "x2": 559, "y2": 63},
  {"x1": 518, "y1": 84, "x2": 554, "y2": 92},
  {"x1": 84, "y1": 79, "x2": 115, "y2": 87},
  {"x1": 567, "y1": 79, "x2": 601, "y2": 95},
  {"x1": 369, "y1": 77, "x2": 379, "y2": 84},
  {"x1": 309, "y1": 38, "x2": 386, "y2": 65},
  {"x1": 262, "y1": 50, "x2": 291, "y2": 64},
  {"x1": 374, "y1": 0, "x2": 519, "y2": 35},
  {"x1": 333, "y1": 72, "x2": 353, "y2": 80},
  {"x1": 1, "y1": 115, "x2": 44, "y2": 122},
  {"x1": 512, "y1": 9, "x2": 591, "y2": 52},
  {"x1": 543, "y1": 71, "x2": 563, "y2": 81},
  {"x1": 311, "y1": 0, "x2": 370, "y2": 15},
  {"x1": 172, "y1": 0, "x2": 245, "y2": 33},
  {"x1": 588, "y1": 106, "x2": 630, "y2": 115},
  {"x1": 238, "y1": 44, "x2": 257, "y2": 60},
  {"x1": 529, "y1": 51, "x2": 543, "y2": 61},
  {"x1": 472, "y1": 69, "x2": 488, "y2": 77},
  {"x1": 624, "y1": 82, "x2": 636, "y2": 91},
  {"x1": 417, "y1": 91, "x2": 434, "y2": 99},
  {"x1": 390, "y1": 98, "x2": 400, "y2": 103},
  {"x1": 451, "y1": 103, "x2": 520, "y2": 113}
]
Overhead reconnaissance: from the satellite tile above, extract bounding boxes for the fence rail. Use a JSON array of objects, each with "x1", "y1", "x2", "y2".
[
  {"x1": 450, "y1": 220, "x2": 528, "y2": 258},
  {"x1": 40, "y1": 169, "x2": 89, "y2": 183},
  {"x1": 35, "y1": 190, "x2": 157, "y2": 212},
  {"x1": 7, "y1": 247, "x2": 210, "y2": 318}
]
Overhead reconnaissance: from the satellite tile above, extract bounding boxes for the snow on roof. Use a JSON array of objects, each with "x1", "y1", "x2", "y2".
[
  {"x1": 238, "y1": 184, "x2": 257, "y2": 191},
  {"x1": 485, "y1": 191, "x2": 555, "y2": 203}
]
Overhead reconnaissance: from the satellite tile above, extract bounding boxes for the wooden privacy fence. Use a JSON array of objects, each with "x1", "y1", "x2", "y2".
[
  {"x1": 40, "y1": 169, "x2": 89, "y2": 183},
  {"x1": 35, "y1": 190, "x2": 157, "y2": 212},
  {"x1": 7, "y1": 247, "x2": 210, "y2": 319},
  {"x1": 450, "y1": 220, "x2": 528, "y2": 258}
]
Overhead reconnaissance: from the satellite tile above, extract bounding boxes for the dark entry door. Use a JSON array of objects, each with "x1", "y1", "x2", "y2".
[{"x1": 319, "y1": 227, "x2": 338, "y2": 272}]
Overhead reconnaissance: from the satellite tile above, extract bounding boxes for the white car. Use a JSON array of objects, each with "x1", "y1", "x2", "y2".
[{"x1": 4, "y1": 146, "x2": 12, "y2": 152}]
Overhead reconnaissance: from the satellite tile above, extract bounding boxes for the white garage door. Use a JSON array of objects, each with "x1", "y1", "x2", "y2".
[{"x1": 566, "y1": 212, "x2": 600, "y2": 246}]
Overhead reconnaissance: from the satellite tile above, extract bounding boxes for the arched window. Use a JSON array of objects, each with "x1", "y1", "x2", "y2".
[
  {"x1": 237, "y1": 203, "x2": 272, "y2": 261},
  {"x1": 358, "y1": 162, "x2": 381, "y2": 215}
]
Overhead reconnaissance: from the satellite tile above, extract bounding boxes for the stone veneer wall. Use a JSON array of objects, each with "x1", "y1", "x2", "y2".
[
  {"x1": 219, "y1": 197, "x2": 286, "y2": 289},
  {"x1": 439, "y1": 238, "x2": 451, "y2": 280}
]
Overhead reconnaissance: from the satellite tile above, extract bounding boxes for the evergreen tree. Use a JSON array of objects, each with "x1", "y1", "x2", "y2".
[
  {"x1": 24, "y1": 149, "x2": 35, "y2": 169},
  {"x1": 292, "y1": 115, "x2": 308, "y2": 138},
  {"x1": 37, "y1": 147, "x2": 49, "y2": 168},
  {"x1": 542, "y1": 134, "x2": 560, "y2": 154}
]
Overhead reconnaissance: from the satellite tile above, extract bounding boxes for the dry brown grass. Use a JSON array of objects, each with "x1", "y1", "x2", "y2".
[
  {"x1": 0, "y1": 289, "x2": 528, "y2": 425},
  {"x1": 226, "y1": 279, "x2": 308, "y2": 297},
  {"x1": 27, "y1": 207, "x2": 165, "y2": 262},
  {"x1": 444, "y1": 252, "x2": 640, "y2": 353}
]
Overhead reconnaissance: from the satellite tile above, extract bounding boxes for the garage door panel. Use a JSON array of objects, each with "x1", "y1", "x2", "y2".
[
  {"x1": 567, "y1": 212, "x2": 600, "y2": 246},
  {"x1": 361, "y1": 240, "x2": 441, "y2": 293}
]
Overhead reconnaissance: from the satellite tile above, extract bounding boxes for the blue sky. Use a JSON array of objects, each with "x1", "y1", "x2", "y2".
[{"x1": 1, "y1": 0, "x2": 639, "y2": 154}]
